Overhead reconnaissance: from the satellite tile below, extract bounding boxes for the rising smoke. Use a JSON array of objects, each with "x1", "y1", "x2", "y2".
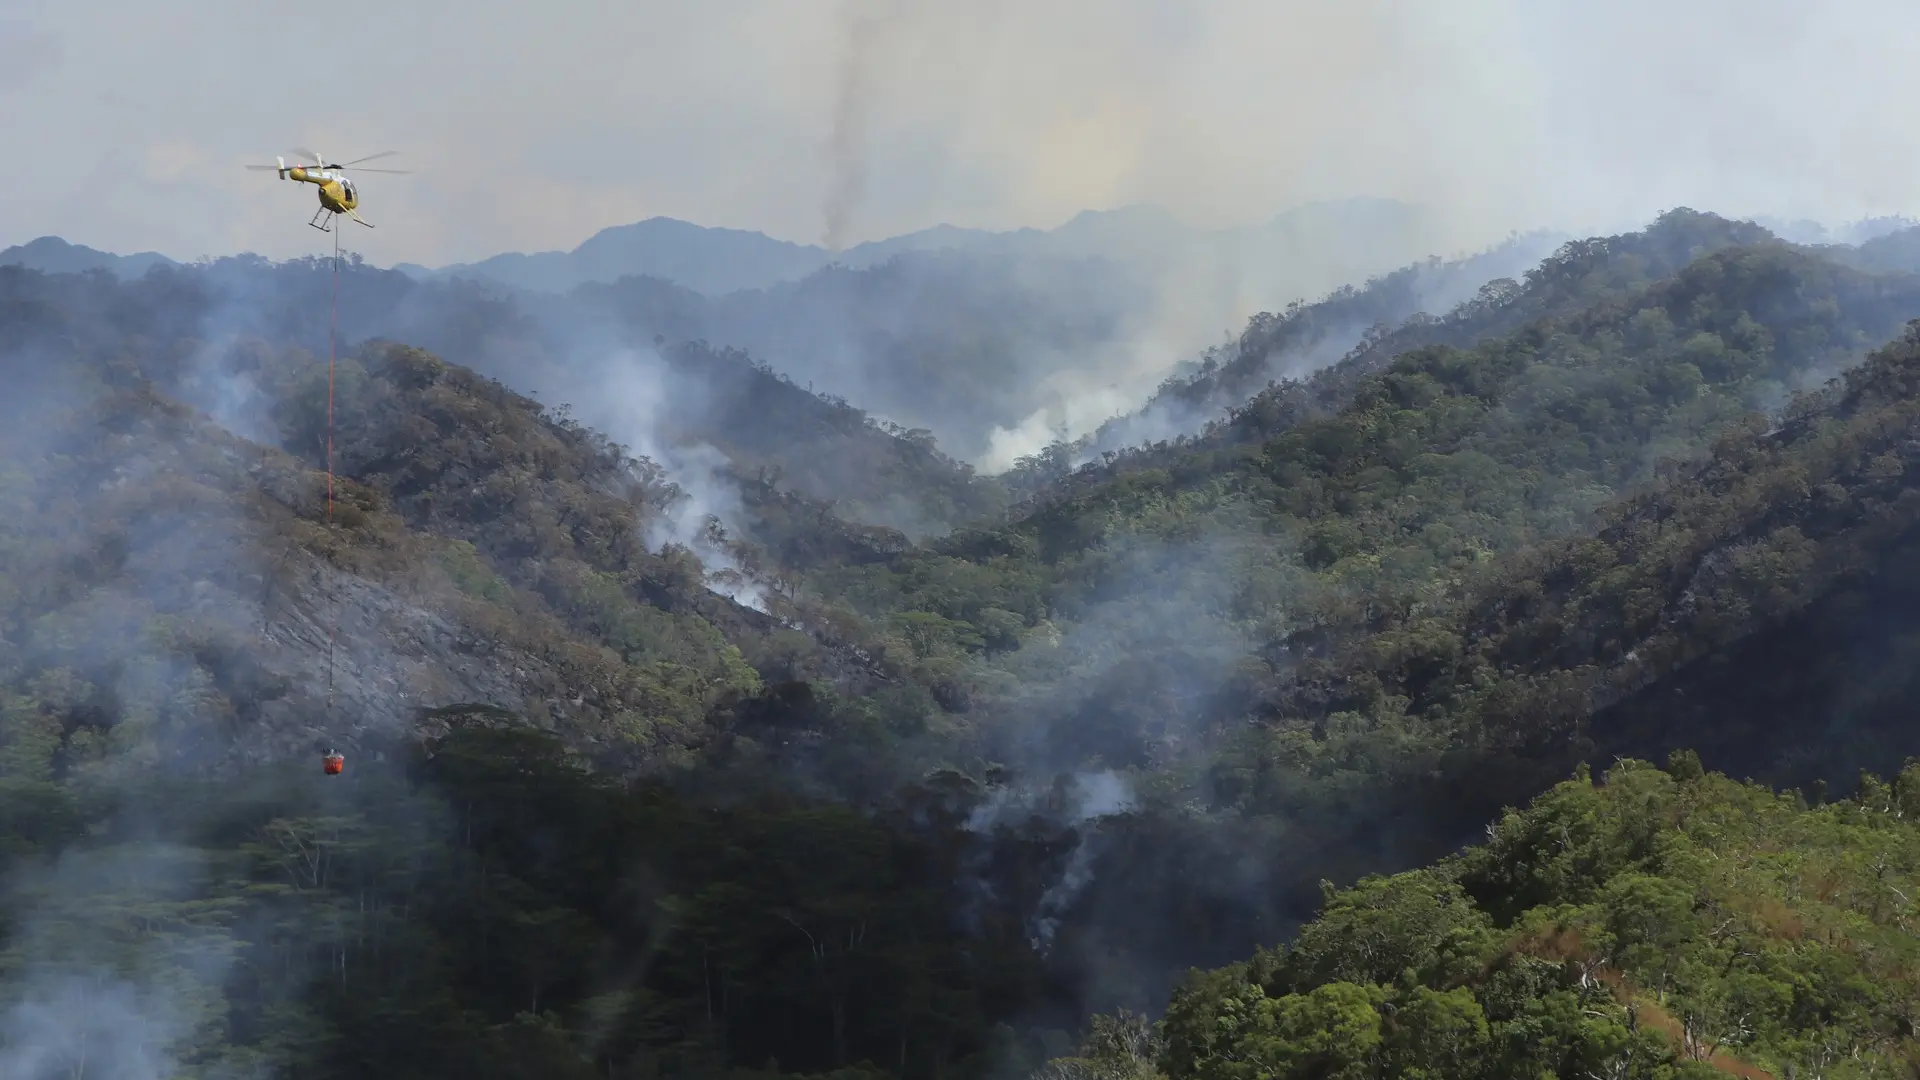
[
  {"x1": 0, "y1": 845, "x2": 240, "y2": 1080},
  {"x1": 963, "y1": 769, "x2": 1139, "y2": 955},
  {"x1": 568, "y1": 347, "x2": 771, "y2": 612},
  {"x1": 821, "y1": 0, "x2": 900, "y2": 252}
]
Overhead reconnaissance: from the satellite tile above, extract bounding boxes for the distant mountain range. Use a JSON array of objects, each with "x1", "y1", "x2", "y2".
[
  {"x1": 1754, "y1": 214, "x2": 1919, "y2": 246},
  {"x1": 0, "y1": 235, "x2": 179, "y2": 278},
  {"x1": 392, "y1": 198, "x2": 1463, "y2": 300}
]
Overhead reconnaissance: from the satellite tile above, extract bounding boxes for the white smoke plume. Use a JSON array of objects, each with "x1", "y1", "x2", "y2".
[
  {"x1": 965, "y1": 769, "x2": 1139, "y2": 954},
  {"x1": 562, "y1": 348, "x2": 770, "y2": 612}
]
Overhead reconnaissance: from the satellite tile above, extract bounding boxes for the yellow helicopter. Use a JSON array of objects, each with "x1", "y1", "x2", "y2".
[{"x1": 247, "y1": 148, "x2": 409, "y2": 231}]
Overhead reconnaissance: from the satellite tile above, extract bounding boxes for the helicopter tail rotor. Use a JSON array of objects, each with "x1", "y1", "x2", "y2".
[{"x1": 244, "y1": 154, "x2": 294, "y2": 178}]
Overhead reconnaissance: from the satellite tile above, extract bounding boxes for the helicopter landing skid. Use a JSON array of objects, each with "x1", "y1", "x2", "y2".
[{"x1": 308, "y1": 208, "x2": 333, "y2": 232}]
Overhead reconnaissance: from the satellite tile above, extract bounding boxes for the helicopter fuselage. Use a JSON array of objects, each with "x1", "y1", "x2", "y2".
[{"x1": 285, "y1": 166, "x2": 358, "y2": 213}]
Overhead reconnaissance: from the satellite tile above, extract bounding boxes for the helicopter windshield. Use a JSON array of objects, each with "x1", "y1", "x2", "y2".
[{"x1": 339, "y1": 178, "x2": 356, "y2": 198}]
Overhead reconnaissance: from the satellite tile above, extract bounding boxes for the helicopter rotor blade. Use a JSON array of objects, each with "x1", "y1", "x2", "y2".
[
  {"x1": 244, "y1": 164, "x2": 282, "y2": 170},
  {"x1": 290, "y1": 147, "x2": 324, "y2": 164},
  {"x1": 340, "y1": 167, "x2": 411, "y2": 174},
  {"x1": 339, "y1": 150, "x2": 400, "y2": 167}
]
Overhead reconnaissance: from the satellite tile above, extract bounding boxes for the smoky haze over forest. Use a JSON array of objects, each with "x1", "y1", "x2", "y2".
[
  {"x1": 9, "y1": 3, "x2": 1920, "y2": 1079},
  {"x1": 13, "y1": 1, "x2": 1920, "y2": 474},
  {"x1": 13, "y1": 0, "x2": 1920, "y2": 476}
]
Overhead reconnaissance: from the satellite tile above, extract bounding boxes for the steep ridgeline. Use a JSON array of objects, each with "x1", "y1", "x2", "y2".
[
  {"x1": 0, "y1": 258, "x2": 1003, "y2": 540},
  {"x1": 1076, "y1": 229, "x2": 1567, "y2": 458},
  {"x1": 0, "y1": 262, "x2": 1001, "y2": 775},
  {"x1": 15, "y1": 393, "x2": 754, "y2": 765},
  {"x1": 348, "y1": 259, "x2": 1013, "y2": 534},
  {"x1": 1183, "y1": 314, "x2": 1920, "y2": 910},
  {"x1": 1012, "y1": 210, "x2": 1784, "y2": 497},
  {"x1": 1253, "y1": 320, "x2": 1920, "y2": 796}
]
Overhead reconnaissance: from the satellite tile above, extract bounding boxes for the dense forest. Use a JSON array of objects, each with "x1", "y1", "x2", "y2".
[{"x1": 2, "y1": 208, "x2": 1920, "y2": 1077}]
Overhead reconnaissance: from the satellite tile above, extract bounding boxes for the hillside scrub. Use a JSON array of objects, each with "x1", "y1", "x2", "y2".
[{"x1": 1137, "y1": 757, "x2": 1920, "y2": 1080}]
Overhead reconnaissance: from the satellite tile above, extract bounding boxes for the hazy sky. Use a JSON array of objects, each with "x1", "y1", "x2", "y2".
[{"x1": 4, "y1": 0, "x2": 1918, "y2": 267}]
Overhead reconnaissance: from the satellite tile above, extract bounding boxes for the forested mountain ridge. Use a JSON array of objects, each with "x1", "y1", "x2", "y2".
[
  {"x1": 6, "y1": 208, "x2": 1920, "y2": 1078},
  {"x1": 1012, "y1": 210, "x2": 1791, "y2": 496},
  {"x1": 1197, "y1": 318, "x2": 1920, "y2": 823},
  {"x1": 761, "y1": 220, "x2": 1920, "y2": 1014},
  {"x1": 1075, "y1": 229, "x2": 1567, "y2": 457},
  {"x1": 0, "y1": 257, "x2": 1006, "y2": 538},
  {"x1": 828, "y1": 220, "x2": 1920, "y2": 736},
  {"x1": 0, "y1": 326, "x2": 792, "y2": 777}
]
